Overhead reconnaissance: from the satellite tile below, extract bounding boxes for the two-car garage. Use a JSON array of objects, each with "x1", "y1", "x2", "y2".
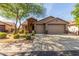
[
  {"x1": 35, "y1": 16, "x2": 68, "y2": 34},
  {"x1": 35, "y1": 24, "x2": 65, "y2": 34}
]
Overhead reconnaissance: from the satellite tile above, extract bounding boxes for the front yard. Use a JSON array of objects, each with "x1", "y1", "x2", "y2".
[
  {"x1": 0, "y1": 33, "x2": 79, "y2": 56},
  {"x1": 0, "y1": 30, "x2": 35, "y2": 56}
]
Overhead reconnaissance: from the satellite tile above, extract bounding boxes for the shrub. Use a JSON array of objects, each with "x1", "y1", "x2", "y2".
[
  {"x1": 20, "y1": 34, "x2": 26, "y2": 38},
  {"x1": 0, "y1": 32, "x2": 7, "y2": 39},
  {"x1": 19, "y1": 30, "x2": 24, "y2": 34},
  {"x1": 24, "y1": 30, "x2": 29, "y2": 34},
  {"x1": 13, "y1": 34, "x2": 20, "y2": 39},
  {"x1": 25, "y1": 34, "x2": 31, "y2": 40},
  {"x1": 31, "y1": 30, "x2": 36, "y2": 36}
]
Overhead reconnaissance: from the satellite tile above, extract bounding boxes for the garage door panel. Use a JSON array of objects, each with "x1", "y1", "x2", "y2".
[
  {"x1": 35, "y1": 24, "x2": 44, "y2": 33},
  {"x1": 47, "y1": 25, "x2": 65, "y2": 34}
]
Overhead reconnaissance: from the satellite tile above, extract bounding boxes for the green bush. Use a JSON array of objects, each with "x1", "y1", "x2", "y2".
[
  {"x1": 13, "y1": 34, "x2": 20, "y2": 39},
  {"x1": 24, "y1": 30, "x2": 29, "y2": 34},
  {"x1": 20, "y1": 34, "x2": 26, "y2": 38},
  {"x1": 19, "y1": 30, "x2": 24, "y2": 34},
  {"x1": 0, "y1": 32, "x2": 7, "y2": 39},
  {"x1": 25, "y1": 34, "x2": 31, "y2": 40}
]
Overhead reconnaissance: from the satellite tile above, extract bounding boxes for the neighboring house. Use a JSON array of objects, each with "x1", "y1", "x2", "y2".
[
  {"x1": 68, "y1": 21, "x2": 79, "y2": 35},
  {"x1": 22, "y1": 16, "x2": 69, "y2": 34},
  {"x1": 0, "y1": 21, "x2": 15, "y2": 33}
]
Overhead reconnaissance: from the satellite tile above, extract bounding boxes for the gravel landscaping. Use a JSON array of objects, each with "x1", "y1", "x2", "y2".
[{"x1": 0, "y1": 40, "x2": 32, "y2": 56}]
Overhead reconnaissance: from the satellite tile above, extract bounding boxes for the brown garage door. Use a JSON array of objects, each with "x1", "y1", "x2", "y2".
[
  {"x1": 0, "y1": 25, "x2": 5, "y2": 32},
  {"x1": 47, "y1": 24, "x2": 65, "y2": 34},
  {"x1": 35, "y1": 24, "x2": 44, "y2": 34}
]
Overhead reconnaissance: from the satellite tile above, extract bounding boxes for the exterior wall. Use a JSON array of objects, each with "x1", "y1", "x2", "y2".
[{"x1": 5, "y1": 25, "x2": 13, "y2": 32}]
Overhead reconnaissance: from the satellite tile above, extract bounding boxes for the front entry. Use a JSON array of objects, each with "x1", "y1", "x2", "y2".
[
  {"x1": 27, "y1": 17, "x2": 37, "y2": 33},
  {"x1": 28, "y1": 24, "x2": 35, "y2": 33}
]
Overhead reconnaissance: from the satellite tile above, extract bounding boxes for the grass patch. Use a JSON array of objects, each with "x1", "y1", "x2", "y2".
[{"x1": 0, "y1": 32, "x2": 7, "y2": 39}]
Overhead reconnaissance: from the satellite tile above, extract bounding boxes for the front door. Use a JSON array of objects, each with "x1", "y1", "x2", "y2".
[{"x1": 29, "y1": 24, "x2": 35, "y2": 33}]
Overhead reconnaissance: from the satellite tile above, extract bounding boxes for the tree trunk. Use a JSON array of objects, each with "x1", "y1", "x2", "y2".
[
  {"x1": 14, "y1": 20, "x2": 18, "y2": 34},
  {"x1": 14, "y1": 8, "x2": 19, "y2": 34},
  {"x1": 18, "y1": 19, "x2": 21, "y2": 31}
]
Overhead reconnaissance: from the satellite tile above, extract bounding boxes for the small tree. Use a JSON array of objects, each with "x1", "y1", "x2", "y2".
[{"x1": 0, "y1": 3, "x2": 44, "y2": 33}]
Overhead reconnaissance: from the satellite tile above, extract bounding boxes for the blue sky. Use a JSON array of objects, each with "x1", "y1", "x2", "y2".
[{"x1": 42, "y1": 3, "x2": 76, "y2": 21}]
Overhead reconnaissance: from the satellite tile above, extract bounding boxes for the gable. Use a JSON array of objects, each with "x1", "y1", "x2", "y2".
[
  {"x1": 36, "y1": 16, "x2": 68, "y2": 24},
  {"x1": 27, "y1": 18, "x2": 37, "y2": 22},
  {"x1": 46, "y1": 18, "x2": 68, "y2": 24},
  {"x1": 38, "y1": 16, "x2": 54, "y2": 23},
  {"x1": 22, "y1": 17, "x2": 37, "y2": 25}
]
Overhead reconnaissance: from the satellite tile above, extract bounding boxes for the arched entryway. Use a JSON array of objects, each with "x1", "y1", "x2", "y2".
[{"x1": 27, "y1": 18, "x2": 37, "y2": 33}]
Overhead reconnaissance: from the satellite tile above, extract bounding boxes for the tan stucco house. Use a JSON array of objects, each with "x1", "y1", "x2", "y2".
[
  {"x1": 22, "y1": 16, "x2": 69, "y2": 34},
  {"x1": 68, "y1": 21, "x2": 79, "y2": 35},
  {"x1": 0, "y1": 21, "x2": 15, "y2": 33}
]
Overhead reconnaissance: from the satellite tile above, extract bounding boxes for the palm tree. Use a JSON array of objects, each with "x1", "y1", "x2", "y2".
[{"x1": 0, "y1": 3, "x2": 44, "y2": 33}]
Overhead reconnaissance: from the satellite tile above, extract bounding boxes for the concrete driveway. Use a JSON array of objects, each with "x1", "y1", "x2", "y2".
[
  {"x1": 33, "y1": 34, "x2": 79, "y2": 50},
  {"x1": 32, "y1": 34, "x2": 64, "y2": 51},
  {"x1": 31, "y1": 34, "x2": 79, "y2": 56}
]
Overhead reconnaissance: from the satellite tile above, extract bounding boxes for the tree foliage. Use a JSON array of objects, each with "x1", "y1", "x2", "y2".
[
  {"x1": 0, "y1": 3, "x2": 44, "y2": 33},
  {"x1": 72, "y1": 3, "x2": 79, "y2": 27}
]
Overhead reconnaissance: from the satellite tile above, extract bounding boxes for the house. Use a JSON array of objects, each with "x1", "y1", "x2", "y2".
[
  {"x1": 68, "y1": 21, "x2": 79, "y2": 35},
  {"x1": 0, "y1": 21, "x2": 15, "y2": 33},
  {"x1": 22, "y1": 16, "x2": 69, "y2": 34}
]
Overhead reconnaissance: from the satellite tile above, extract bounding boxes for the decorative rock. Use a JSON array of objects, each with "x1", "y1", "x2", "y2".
[{"x1": 0, "y1": 41, "x2": 32, "y2": 56}]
